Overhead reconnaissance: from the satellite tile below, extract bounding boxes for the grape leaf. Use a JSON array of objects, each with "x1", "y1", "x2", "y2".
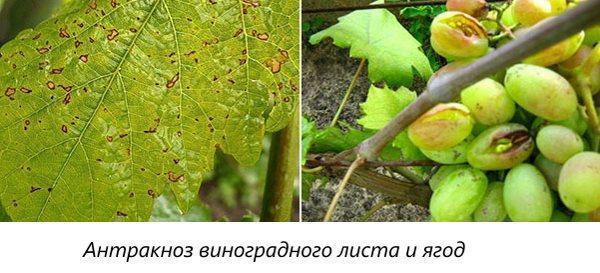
[
  {"x1": 357, "y1": 85, "x2": 426, "y2": 160},
  {"x1": 0, "y1": 0, "x2": 298, "y2": 221},
  {"x1": 309, "y1": 8, "x2": 432, "y2": 89}
]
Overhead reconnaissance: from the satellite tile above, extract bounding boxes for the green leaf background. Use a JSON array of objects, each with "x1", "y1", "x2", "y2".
[{"x1": 0, "y1": 0, "x2": 299, "y2": 221}]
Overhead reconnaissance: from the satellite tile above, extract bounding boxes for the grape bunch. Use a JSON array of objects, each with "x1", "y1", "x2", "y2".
[{"x1": 410, "y1": 0, "x2": 600, "y2": 221}]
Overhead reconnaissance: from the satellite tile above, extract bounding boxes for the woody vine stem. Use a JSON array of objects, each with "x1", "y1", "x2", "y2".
[{"x1": 322, "y1": 0, "x2": 600, "y2": 221}]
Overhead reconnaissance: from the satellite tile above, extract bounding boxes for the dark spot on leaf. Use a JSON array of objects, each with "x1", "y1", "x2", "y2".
[
  {"x1": 47, "y1": 81, "x2": 56, "y2": 90},
  {"x1": 51, "y1": 68, "x2": 63, "y2": 74},
  {"x1": 116, "y1": 211, "x2": 128, "y2": 217},
  {"x1": 266, "y1": 59, "x2": 281, "y2": 73},
  {"x1": 59, "y1": 28, "x2": 70, "y2": 38},
  {"x1": 61, "y1": 124, "x2": 68, "y2": 133},
  {"x1": 47, "y1": 188, "x2": 53, "y2": 192},
  {"x1": 89, "y1": 0, "x2": 97, "y2": 9},
  {"x1": 20, "y1": 87, "x2": 32, "y2": 94},
  {"x1": 74, "y1": 40, "x2": 83, "y2": 48},
  {"x1": 4, "y1": 87, "x2": 16, "y2": 98},
  {"x1": 106, "y1": 135, "x2": 113, "y2": 142},
  {"x1": 111, "y1": 0, "x2": 118, "y2": 8},
  {"x1": 107, "y1": 29, "x2": 119, "y2": 41},
  {"x1": 257, "y1": 33, "x2": 269, "y2": 41},
  {"x1": 129, "y1": 28, "x2": 137, "y2": 33},
  {"x1": 79, "y1": 54, "x2": 89, "y2": 63},
  {"x1": 147, "y1": 189, "x2": 156, "y2": 197},
  {"x1": 167, "y1": 171, "x2": 184, "y2": 182},
  {"x1": 30, "y1": 186, "x2": 41, "y2": 193},
  {"x1": 37, "y1": 47, "x2": 49, "y2": 54},
  {"x1": 166, "y1": 73, "x2": 179, "y2": 89}
]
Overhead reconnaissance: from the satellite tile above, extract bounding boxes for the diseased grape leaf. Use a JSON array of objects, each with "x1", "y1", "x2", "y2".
[
  {"x1": 309, "y1": 8, "x2": 432, "y2": 89},
  {"x1": 0, "y1": 0, "x2": 299, "y2": 221}
]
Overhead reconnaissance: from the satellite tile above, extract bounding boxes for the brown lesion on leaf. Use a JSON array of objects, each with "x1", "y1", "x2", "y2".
[
  {"x1": 283, "y1": 97, "x2": 290, "y2": 103},
  {"x1": 129, "y1": 192, "x2": 134, "y2": 198},
  {"x1": 11, "y1": 200, "x2": 17, "y2": 207},
  {"x1": 4, "y1": 87, "x2": 16, "y2": 99},
  {"x1": 59, "y1": 27, "x2": 70, "y2": 38},
  {"x1": 47, "y1": 81, "x2": 56, "y2": 90},
  {"x1": 59, "y1": 85, "x2": 72, "y2": 92},
  {"x1": 129, "y1": 28, "x2": 137, "y2": 33},
  {"x1": 61, "y1": 124, "x2": 68, "y2": 133},
  {"x1": 116, "y1": 211, "x2": 128, "y2": 217},
  {"x1": 257, "y1": 33, "x2": 269, "y2": 41},
  {"x1": 51, "y1": 68, "x2": 64, "y2": 74},
  {"x1": 20, "y1": 87, "x2": 32, "y2": 94},
  {"x1": 265, "y1": 59, "x2": 281, "y2": 74},
  {"x1": 89, "y1": 0, "x2": 97, "y2": 9},
  {"x1": 166, "y1": 73, "x2": 179, "y2": 89},
  {"x1": 37, "y1": 47, "x2": 49, "y2": 54},
  {"x1": 32, "y1": 33, "x2": 42, "y2": 40},
  {"x1": 234, "y1": 28, "x2": 243, "y2": 38},
  {"x1": 74, "y1": 40, "x2": 83, "y2": 48},
  {"x1": 106, "y1": 135, "x2": 114, "y2": 142},
  {"x1": 209, "y1": 0, "x2": 217, "y2": 4},
  {"x1": 63, "y1": 93, "x2": 72, "y2": 105},
  {"x1": 111, "y1": 0, "x2": 118, "y2": 8},
  {"x1": 107, "y1": 29, "x2": 119, "y2": 41},
  {"x1": 147, "y1": 189, "x2": 156, "y2": 198},
  {"x1": 30, "y1": 186, "x2": 42, "y2": 193},
  {"x1": 79, "y1": 54, "x2": 89, "y2": 63},
  {"x1": 167, "y1": 171, "x2": 184, "y2": 182},
  {"x1": 242, "y1": 0, "x2": 261, "y2": 8}
]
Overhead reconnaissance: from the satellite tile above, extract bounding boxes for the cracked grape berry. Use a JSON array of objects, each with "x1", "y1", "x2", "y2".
[
  {"x1": 430, "y1": 11, "x2": 489, "y2": 60},
  {"x1": 466, "y1": 124, "x2": 534, "y2": 170}
]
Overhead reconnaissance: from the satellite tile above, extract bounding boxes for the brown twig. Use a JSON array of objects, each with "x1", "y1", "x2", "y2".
[{"x1": 306, "y1": 153, "x2": 440, "y2": 169}]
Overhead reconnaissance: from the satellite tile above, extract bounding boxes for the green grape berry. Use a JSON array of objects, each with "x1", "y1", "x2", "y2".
[
  {"x1": 559, "y1": 152, "x2": 600, "y2": 213},
  {"x1": 536, "y1": 125, "x2": 584, "y2": 164},
  {"x1": 583, "y1": 24, "x2": 600, "y2": 46},
  {"x1": 534, "y1": 154, "x2": 562, "y2": 191},
  {"x1": 420, "y1": 136, "x2": 472, "y2": 164},
  {"x1": 430, "y1": 167, "x2": 488, "y2": 222},
  {"x1": 473, "y1": 182, "x2": 507, "y2": 222},
  {"x1": 429, "y1": 165, "x2": 470, "y2": 191},
  {"x1": 430, "y1": 11, "x2": 489, "y2": 60},
  {"x1": 460, "y1": 78, "x2": 516, "y2": 125},
  {"x1": 504, "y1": 164, "x2": 553, "y2": 222},
  {"x1": 513, "y1": 0, "x2": 567, "y2": 26},
  {"x1": 505, "y1": 64, "x2": 577, "y2": 121},
  {"x1": 408, "y1": 103, "x2": 474, "y2": 150},
  {"x1": 524, "y1": 30, "x2": 584, "y2": 67},
  {"x1": 467, "y1": 124, "x2": 534, "y2": 170}
]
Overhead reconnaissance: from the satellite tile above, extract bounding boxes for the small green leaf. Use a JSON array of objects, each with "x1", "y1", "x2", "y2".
[
  {"x1": 309, "y1": 8, "x2": 432, "y2": 88},
  {"x1": 358, "y1": 85, "x2": 425, "y2": 160},
  {"x1": 0, "y1": 0, "x2": 299, "y2": 221},
  {"x1": 310, "y1": 126, "x2": 374, "y2": 154}
]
